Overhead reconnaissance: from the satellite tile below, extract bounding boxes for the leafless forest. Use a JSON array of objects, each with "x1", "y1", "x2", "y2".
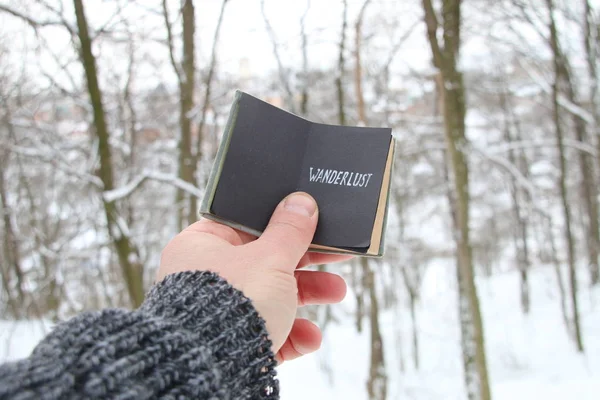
[{"x1": 1, "y1": 1, "x2": 599, "y2": 399}]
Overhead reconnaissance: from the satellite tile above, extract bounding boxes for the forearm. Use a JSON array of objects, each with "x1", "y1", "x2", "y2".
[{"x1": 0, "y1": 271, "x2": 278, "y2": 399}]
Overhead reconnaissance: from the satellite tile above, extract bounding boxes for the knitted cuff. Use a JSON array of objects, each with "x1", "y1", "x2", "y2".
[{"x1": 141, "y1": 270, "x2": 279, "y2": 398}]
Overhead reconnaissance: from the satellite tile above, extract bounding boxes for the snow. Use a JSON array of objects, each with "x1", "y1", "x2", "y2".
[
  {"x1": 2, "y1": 262, "x2": 598, "y2": 399},
  {"x1": 277, "y1": 261, "x2": 599, "y2": 399},
  {"x1": 103, "y1": 170, "x2": 204, "y2": 203},
  {"x1": 0, "y1": 320, "x2": 52, "y2": 362}
]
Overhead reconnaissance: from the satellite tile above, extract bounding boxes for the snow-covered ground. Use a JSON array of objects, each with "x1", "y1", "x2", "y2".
[
  {"x1": 2, "y1": 261, "x2": 599, "y2": 400},
  {"x1": 278, "y1": 260, "x2": 600, "y2": 400}
]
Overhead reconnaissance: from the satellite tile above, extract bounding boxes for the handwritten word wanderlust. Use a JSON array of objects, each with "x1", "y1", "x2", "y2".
[{"x1": 309, "y1": 168, "x2": 374, "y2": 188}]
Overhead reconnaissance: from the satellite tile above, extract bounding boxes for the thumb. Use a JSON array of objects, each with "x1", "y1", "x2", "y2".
[{"x1": 250, "y1": 192, "x2": 318, "y2": 272}]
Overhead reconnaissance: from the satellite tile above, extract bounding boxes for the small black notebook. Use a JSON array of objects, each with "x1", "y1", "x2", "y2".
[{"x1": 200, "y1": 91, "x2": 395, "y2": 256}]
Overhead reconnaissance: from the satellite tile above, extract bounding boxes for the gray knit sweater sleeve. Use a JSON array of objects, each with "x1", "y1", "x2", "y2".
[{"x1": 0, "y1": 271, "x2": 279, "y2": 399}]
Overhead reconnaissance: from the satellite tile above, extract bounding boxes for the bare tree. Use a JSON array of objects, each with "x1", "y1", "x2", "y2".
[
  {"x1": 163, "y1": 0, "x2": 196, "y2": 230},
  {"x1": 299, "y1": 0, "x2": 311, "y2": 116},
  {"x1": 362, "y1": 258, "x2": 387, "y2": 400},
  {"x1": 191, "y1": 0, "x2": 229, "y2": 208},
  {"x1": 582, "y1": 0, "x2": 600, "y2": 286},
  {"x1": 0, "y1": 134, "x2": 24, "y2": 318},
  {"x1": 499, "y1": 81, "x2": 532, "y2": 313},
  {"x1": 584, "y1": 0, "x2": 600, "y2": 175},
  {"x1": 545, "y1": 0, "x2": 585, "y2": 352},
  {"x1": 73, "y1": 0, "x2": 144, "y2": 307},
  {"x1": 354, "y1": 0, "x2": 372, "y2": 125},
  {"x1": 421, "y1": 0, "x2": 492, "y2": 398},
  {"x1": 261, "y1": 0, "x2": 296, "y2": 112},
  {"x1": 336, "y1": 0, "x2": 348, "y2": 126}
]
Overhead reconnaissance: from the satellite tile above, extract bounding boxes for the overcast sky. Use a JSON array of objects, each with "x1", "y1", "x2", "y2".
[{"x1": 0, "y1": 0, "x2": 579, "y2": 94}]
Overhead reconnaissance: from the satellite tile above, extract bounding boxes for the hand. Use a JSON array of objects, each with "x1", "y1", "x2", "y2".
[{"x1": 158, "y1": 192, "x2": 351, "y2": 363}]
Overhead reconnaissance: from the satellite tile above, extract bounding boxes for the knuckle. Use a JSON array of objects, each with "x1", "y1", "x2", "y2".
[
  {"x1": 267, "y1": 218, "x2": 312, "y2": 246},
  {"x1": 187, "y1": 220, "x2": 242, "y2": 245},
  {"x1": 270, "y1": 219, "x2": 306, "y2": 236}
]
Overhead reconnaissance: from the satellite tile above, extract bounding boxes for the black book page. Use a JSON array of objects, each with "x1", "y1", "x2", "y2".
[
  {"x1": 298, "y1": 124, "x2": 392, "y2": 249},
  {"x1": 211, "y1": 93, "x2": 310, "y2": 232}
]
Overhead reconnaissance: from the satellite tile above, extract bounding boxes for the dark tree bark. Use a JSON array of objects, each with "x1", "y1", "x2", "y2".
[
  {"x1": 352, "y1": 263, "x2": 364, "y2": 333},
  {"x1": 351, "y1": 0, "x2": 373, "y2": 337},
  {"x1": 354, "y1": 0, "x2": 372, "y2": 125},
  {"x1": 545, "y1": 0, "x2": 585, "y2": 352},
  {"x1": 584, "y1": 0, "x2": 600, "y2": 201},
  {"x1": 299, "y1": 0, "x2": 311, "y2": 116},
  {"x1": 163, "y1": 0, "x2": 196, "y2": 231},
  {"x1": 362, "y1": 258, "x2": 387, "y2": 400},
  {"x1": 499, "y1": 85, "x2": 531, "y2": 314},
  {"x1": 73, "y1": 0, "x2": 144, "y2": 307},
  {"x1": 583, "y1": 0, "x2": 600, "y2": 285},
  {"x1": 0, "y1": 146, "x2": 23, "y2": 319},
  {"x1": 422, "y1": 0, "x2": 492, "y2": 398},
  {"x1": 336, "y1": 0, "x2": 348, "y2": 126},
  {"x1": 261, "y1": 0, "x2": 296, "y2": 113},
  {"x1": 190, "y1": 0, "x2": 229, "y2": 223},
  {"x1": 400, "y1": 264, "x2": 421, "y2": 370}
]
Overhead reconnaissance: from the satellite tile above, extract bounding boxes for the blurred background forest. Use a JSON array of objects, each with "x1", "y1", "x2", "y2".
[{"x1": 0, "y1": 0, "x2": 599, "y2": 399}]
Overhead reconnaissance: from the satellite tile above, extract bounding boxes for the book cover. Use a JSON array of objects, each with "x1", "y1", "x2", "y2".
[{"x1": 200, "y1": 91, "x2": 394, "y2": 257}]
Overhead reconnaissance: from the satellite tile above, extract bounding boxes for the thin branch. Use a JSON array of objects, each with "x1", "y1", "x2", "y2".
[
  {"x1": 472, "y1": 148, "x2": 538, "y2": 199},
  {"x1": 162, "y1": 0, "x2": 182, "y2": 82},
  {"x1": 0, "y1": 4, "x2": 63, "y2": 28},
  {"x1": 516, "y1": 58, "x2": 596, "y2": 123},
  {"x1": 95, "y1": 1, "x2": 130, "y2": 37},
  {"x1": 6, "y1": 143, "x2": 104, "y2": 188},
  {"x1": 195, "y1": 0, "x2": 229, "y2": 159},
  {"x1": 261, "y1": 0, "x2": 296, "y2": 112},
  {"x1": 336, "y1": 0, "x2": 348, "y2": 125},
  {"x1": 103, "y1": 170, "x2": 203, "y2": 203},
  {"x1": 397, "y1": 138, "x2": 597, "y2": 159},
  {"x1": 421, "y1": 0, "x2": 444, "y2": 68},
  {"x1": 34, "y1": 0, "x2": 76, "y2": 35},
  {"x1": 299, "y1": 0, "x2": 311, "y2": 115},
  {"x1": 380, "y1": 20, "x2": 421, "y2": 73}
]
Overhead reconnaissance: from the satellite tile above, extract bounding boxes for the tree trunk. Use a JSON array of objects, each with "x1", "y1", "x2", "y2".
[
  {"x1": 584, "y1": 0, "x2": 600, "y2": 215},
  {"x1": 543, "y1": 212, "x2": 571, "y2": 332},
  {"x1": 447, "y1": 68, "x2": 491, "y2": 400},
  {"x1": 557, "y1": 1, "x2": 600, "y2": 285},
  {"x1": 582, "y1": 0, "x2": 600, "y2": 285},
  {"x1": 352, "y1": 264, "x2": 364, "y2": 333},
  {"x1": 362, "y1": 258, "x2": 387, "y2": 400},
  {"x1": 336, "y1": 0, "x2": 348, "y2": 126},
  {"x1": 546, "y1": 0, "x2": 585, "y2": 352},
  {"x1": 190, "y1": 0, "x2": 228, "y2": 224},
  {"x1": 0, "y1": 149, "x2": 22, "y2": 319},
  {"x1": 500, "y1": 86, "x2": 531, "y2": 313},
  {"x1": 123, "y1": 33, "x2": 138, "y2": 228},
  {"x1": 409, "y1": 290, "x2": 419, "y2": 370},
  {"x1": 351, "y1": 0, "x2": 372, "y2": 336},
  {"x1": 261, "y1": 0, "x2": 295, "y2": 113},
  {"x1": 573, "y1": 96, "x2": 600, "y2": 286},
  {"x1": 299, "y1": 0, "x2": 310, "y2": 117},
  {"x1": 73, "y1": 0, "x2": 144, "y2": 308},
  {"x1": 422, "y1": 1, "x2": 492, "y2": 398},
  {"x1": 354, "y1": 0, "x2": 371, "y2": 126},
  {"x1": 175, "y1": 0, "x2": 196, "y2": 230}
]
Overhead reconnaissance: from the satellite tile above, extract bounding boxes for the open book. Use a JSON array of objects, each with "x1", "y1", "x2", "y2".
[{"x1": 200, "y1": 91, "x2": 395, "y2": 257}]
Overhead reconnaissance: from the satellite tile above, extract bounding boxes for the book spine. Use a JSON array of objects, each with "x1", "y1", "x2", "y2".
[{"x1": 199, "y1": 90, "x2": 243, "y2": 215}]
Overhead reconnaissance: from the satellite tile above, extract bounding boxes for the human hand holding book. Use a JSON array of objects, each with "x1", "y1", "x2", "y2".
[{"x1": 201, "y1": 91, "x2": 395, "y2": 256}]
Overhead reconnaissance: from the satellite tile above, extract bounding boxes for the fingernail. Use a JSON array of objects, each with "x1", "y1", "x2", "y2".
[{"x1": 284, "y1": 192, "x2": 317, "y2": 217}]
